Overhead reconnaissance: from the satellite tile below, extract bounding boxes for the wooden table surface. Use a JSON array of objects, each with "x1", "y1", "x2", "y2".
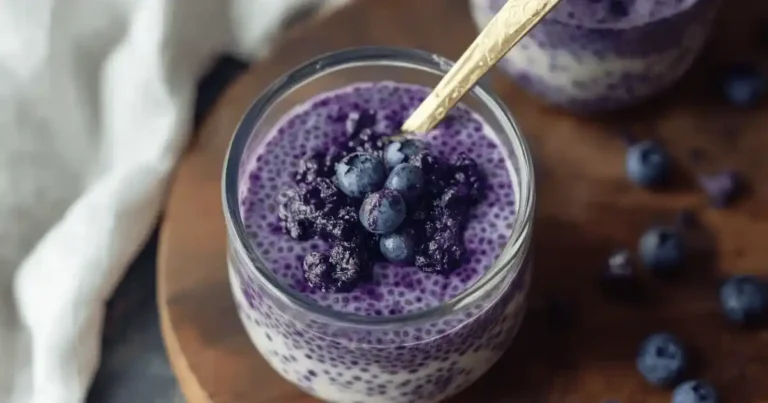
[{"x1": 157, "y1": 0, "x2": 768, "y2": 402}]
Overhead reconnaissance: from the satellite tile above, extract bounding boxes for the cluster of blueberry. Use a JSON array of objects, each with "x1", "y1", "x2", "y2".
[
  {"x1": 625, "y1": 140, "x2": 741, "y2": 208},
  {"x1": 598, "y1": 134, "x2": 767, "y2": 403},
  {"x1": 624, "y1": 271, "x2": 768, "y2": 403},
  {"x1": 634, "y1": 267, "x2": 768, "y2": 403},
  {"x1": 278, "y1": 110, "x2": 485, "y2": 292}
]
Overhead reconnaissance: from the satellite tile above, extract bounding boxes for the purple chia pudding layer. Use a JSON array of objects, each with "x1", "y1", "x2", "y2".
[
  {"x1": 470, "y1": 0, "x2": 721, "y2": 112},
  {"x1": 226, "y1": 78, "x2": 532, "y2": 402},
  {"x1": 239, "y1": 82, "x2": 517, "y2": 316}
]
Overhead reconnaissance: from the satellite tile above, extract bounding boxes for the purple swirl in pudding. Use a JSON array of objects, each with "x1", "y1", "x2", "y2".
[{"x1": 470, "y1": 0, "x2": 721, "y2": 111}]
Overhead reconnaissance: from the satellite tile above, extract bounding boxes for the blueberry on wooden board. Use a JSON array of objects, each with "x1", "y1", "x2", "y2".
[{"x1": 636, "y1": 333, "x2": 687, "y2": 387}]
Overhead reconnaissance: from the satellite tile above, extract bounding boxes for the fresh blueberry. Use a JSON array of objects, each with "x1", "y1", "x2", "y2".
[
  {"x1": 721, "y1": 66, "x2": 766, "y2": 107},
  {"x1": 638, "y1": 226, "x2": 685, "y2": 275},
  {"x1": 359, "y1": 189, "x2": 407, "y2": 234},
  {"x1": 385, "y1": 163, "x2": 424, "y2": 201},
  {"x1": 600, "y1": 249, "x2": 640, "y2": 300},
  {"x1": 379, "y1": 230, "x2": 416, "y2": 264},
  {"x1": 719, "y1": 275, "x2": 768, "y2": 325},
  {"x1": 335, "y1": 152, "x2": 387, "y2": 198},
  {"x1": 636, "y1": 333, "x2": 687, "y2": 387},
  {"x1": 697, "y1": 170, "x2": 742, "y2": 208},
  {"x1": 303, "y1": 247, "x2": 368, "y2": 293},
  {"x1": 626, "y1": 140, "x2": 670, "y2": 187},
  {"x1": 672, "y1": 380, "x2": 718, "y2": 403},
  {"x1": 383, "y1": 139, "x2": 424, "y2": 169}
]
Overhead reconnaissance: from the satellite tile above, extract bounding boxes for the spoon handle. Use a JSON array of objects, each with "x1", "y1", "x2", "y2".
[{"x1": 400, "y1": 0, "x2": 561, "y2": 134}]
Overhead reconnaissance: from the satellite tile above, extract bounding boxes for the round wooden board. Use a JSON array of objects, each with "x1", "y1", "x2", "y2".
[{"x1": 158, "y1": 0, "x2": 768, "y2": 402}]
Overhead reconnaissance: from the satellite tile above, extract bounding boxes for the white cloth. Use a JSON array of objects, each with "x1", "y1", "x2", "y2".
[{"x1": 0, "y1": 0, "x2": 347, "y2": 402}]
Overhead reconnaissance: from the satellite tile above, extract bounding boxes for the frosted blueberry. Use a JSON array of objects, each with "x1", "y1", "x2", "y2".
[
  {"x1": 384, "y1": 163, "x2": 424, "y2": 201},
  {"x1": 379, "y1": 230, "x2": 416, "y2": 264},
  {"x1": 335, "y1": 152, "x2": 386, "y2": 198},
  {"x1": 359, "y1": 189, "x2": 406, "y2": 234}
]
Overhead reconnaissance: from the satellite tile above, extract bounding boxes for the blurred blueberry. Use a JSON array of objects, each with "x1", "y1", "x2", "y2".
[
  {"x1": 626, "y1": 140, "x2": 670, "y2": 187},
  {"x1": 636, "y1": 333, "x2": 687, "y2": 387},
  {"x1": 720, "y1": 275, "x2": 768, "y2": 326},
  {"x1": 672, "y1": 380, "x2": 718, "y2": 403},
  {"x1": 722, "y1": 66, "x2": 766, "y2": 107},
  {"x1": 600, "y1": 249, "x2": 641, "y2": 300},
  {"x1": 697, "y1": 170, "x2": 741, "y2": 208},
  {"x1": 638, "y1": 226, "x2": 684, "y2": 275}
]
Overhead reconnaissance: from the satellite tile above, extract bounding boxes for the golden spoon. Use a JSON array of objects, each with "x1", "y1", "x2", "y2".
[{"x1": 398, "y1": 0, "x2": 562, "y2": 136}]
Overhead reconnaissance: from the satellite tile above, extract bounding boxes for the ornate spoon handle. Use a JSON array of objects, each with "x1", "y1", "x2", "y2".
[{"x1": 400, "y1": 0, "x2": 561, "y2": 134}]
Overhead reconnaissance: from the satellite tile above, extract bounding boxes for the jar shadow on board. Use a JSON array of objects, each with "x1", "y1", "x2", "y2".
[{"x1": 222, "y1": 47, "x2": 535, "y2": 403}]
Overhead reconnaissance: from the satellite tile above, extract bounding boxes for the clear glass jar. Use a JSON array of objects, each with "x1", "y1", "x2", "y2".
[
  {"x1": 470, "y1": 0, "x2": 721, "y2": 112},
  {"x1": 222, "y1": 47, "x2": 535, "y2": 403}
]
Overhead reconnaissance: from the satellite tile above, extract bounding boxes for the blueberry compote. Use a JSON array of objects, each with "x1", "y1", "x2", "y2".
[{"x1": 231, "y1": 82, "x2": 529, "y2": 403}]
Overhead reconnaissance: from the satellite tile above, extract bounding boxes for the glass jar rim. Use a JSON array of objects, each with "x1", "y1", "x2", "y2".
[{"x1": 222, "y1": 46, "x2": 535, "y2": 328}]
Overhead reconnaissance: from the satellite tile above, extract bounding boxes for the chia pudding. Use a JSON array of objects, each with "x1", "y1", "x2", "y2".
[
  {"x1": 470, "y1": 0, "x2": 721, "y2": 112},
  {"x1": 224, "y1": 49, "x2": 534, "y2": 403}
]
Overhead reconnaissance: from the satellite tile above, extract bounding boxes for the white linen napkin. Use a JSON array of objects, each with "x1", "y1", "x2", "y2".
[{"x1": 0, "y1": 0, "x2": 347, "y2": 402}]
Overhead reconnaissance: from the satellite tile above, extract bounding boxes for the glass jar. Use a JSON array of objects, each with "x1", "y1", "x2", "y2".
[
  {"x1": 470, "y1": 0, "x2": 721, "y2": 112},
  {"x1": 222, "y1": 47, "x2": 535, "y2": 403}
]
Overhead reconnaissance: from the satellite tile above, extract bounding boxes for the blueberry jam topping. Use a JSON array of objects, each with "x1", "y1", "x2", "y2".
[
  {"x1": 626, "y1": 140, "x2": 670, "y2": 187},
  {"x1": 672, "y1": 380, "x2": 718, "y2": 403},
  {"x1": 303, "y1": 250, "x2": 363, "y2": 293},
  {"x1": 636, "y1": 332, "x2": 687, "y2": 387},
  {"x1": 719, "y1": 275, "x2": 768, "y2": 326},
  {"x1": 273, "y1": 103, "x2": 490, "y2": 293}
]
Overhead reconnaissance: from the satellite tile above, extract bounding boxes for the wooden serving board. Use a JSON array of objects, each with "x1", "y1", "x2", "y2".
[{"x1": 157, "y1": 0, "x2": 768, "y2": 402}]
